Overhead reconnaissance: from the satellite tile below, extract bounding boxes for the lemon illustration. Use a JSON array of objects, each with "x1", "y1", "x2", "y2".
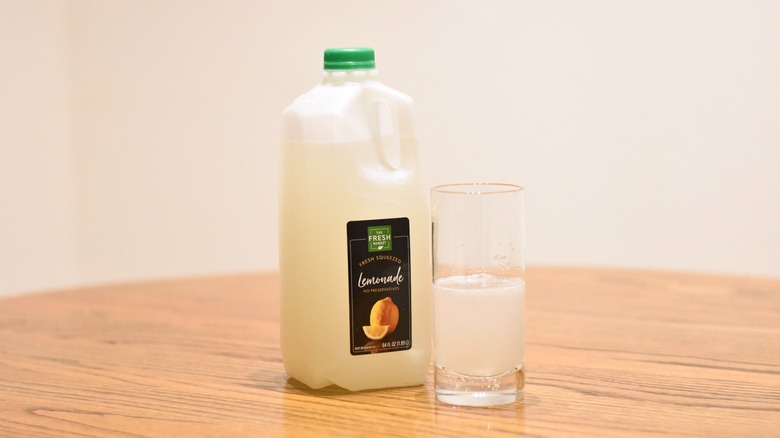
[
  {"x1": 369, "y1": 297, "x2": 399, "y2": 334},
  {"x1": 362, "y1": 325, "x2": 389, "y2": 340}
]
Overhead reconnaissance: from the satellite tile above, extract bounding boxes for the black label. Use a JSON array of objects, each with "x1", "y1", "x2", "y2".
[{"x1": 347, "y1": 217, "x2": 412, "y2": 355}]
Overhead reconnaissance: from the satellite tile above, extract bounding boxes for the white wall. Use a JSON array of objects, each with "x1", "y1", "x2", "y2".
[
  {"x1": 2, "y1": 1, "x2": 779, "y2": 296},
  {"x1": 1, "y1": 1, "x2": 78, "y2": 296}
]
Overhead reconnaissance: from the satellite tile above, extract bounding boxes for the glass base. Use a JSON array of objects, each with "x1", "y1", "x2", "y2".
[{"x1": 434, "y1": 365, "x2": 524, "y2": 406}]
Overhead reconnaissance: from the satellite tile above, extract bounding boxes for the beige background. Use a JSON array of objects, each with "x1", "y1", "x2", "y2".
[{"x1": 2, "y1": 1, "x2": 780, "y2": 296}]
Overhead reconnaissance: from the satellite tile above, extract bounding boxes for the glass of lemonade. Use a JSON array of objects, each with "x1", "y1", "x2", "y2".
[{"x1": 431, "y1": 183, "x2": 525, "y2": 406}]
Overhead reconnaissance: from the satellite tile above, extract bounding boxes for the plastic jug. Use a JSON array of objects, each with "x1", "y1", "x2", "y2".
[{"x1": 279, "y1": 48, "x2": 431, "y2": 390}]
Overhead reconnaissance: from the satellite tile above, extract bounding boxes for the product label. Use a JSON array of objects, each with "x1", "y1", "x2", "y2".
[{"x1": 347, "y1": 218, "x2": 412, "y2": 355}]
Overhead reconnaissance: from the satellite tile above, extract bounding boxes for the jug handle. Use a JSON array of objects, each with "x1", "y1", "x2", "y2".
[{"x1": 373, "y1": 99, "x2": 417, "y2": 172}]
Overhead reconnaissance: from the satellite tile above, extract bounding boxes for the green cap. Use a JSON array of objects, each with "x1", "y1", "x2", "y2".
[{"x1": 323, "y1": 47, "x2": 375, "y2": 70}]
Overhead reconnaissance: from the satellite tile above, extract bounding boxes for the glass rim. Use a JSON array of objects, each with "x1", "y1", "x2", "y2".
[{"x1": 431, "y1": 182, "x2": 524, "y2": 195}]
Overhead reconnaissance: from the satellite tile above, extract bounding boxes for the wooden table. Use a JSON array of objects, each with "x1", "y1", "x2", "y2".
[{"x1": 1, "y1": 268, "x2": 778, "y2": 437}]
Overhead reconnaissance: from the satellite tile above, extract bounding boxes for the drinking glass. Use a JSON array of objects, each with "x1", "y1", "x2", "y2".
[{"x1": 431, "y1": 183, "x2": 525, "y2": 406}]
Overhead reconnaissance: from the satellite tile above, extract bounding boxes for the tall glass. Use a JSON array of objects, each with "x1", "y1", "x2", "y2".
[{"x1": 431, "y1": 183, "x2": 525, "y2": 406}]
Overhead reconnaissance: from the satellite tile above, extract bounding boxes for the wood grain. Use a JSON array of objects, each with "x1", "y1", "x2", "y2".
[{"x1": 0, "y1": 268, "x2": 778, "y2": 437}]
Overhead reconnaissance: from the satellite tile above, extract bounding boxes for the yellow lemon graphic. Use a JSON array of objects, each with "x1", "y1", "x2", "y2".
[
  {"x1": 369, "y1": 297, "x2": 399, "y2": 334},
  {"x1": 362, "y1": 325, "x2": 389, "y2": 341}
]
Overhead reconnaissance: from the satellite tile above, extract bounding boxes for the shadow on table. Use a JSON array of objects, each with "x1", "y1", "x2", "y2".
[{"x1": 282, "y1": 376, "x2": 429, "y2": 398}]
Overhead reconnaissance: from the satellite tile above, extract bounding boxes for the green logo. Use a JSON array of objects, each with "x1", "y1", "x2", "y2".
[{"x1": 367, "y1": 225, "x2": 392, "y2": 252}]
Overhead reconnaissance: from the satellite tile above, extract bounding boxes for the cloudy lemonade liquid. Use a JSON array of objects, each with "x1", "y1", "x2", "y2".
[
  {"x1": 433, "y1": 274, "x2": 524, "y2": 376},
  {"x1": 279, "y1": 139, "x2": 431, "y2": 390}
]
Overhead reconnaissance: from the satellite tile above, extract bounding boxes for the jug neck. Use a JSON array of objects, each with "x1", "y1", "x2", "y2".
[{"x1": 322, "y1": 69, "x2": 378, "y2": 85}]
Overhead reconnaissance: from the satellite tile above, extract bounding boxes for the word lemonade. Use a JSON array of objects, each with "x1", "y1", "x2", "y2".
[
  {"x1": 279, "y1": 48, "x2": 431, "y2": 391},
  {"x1": 357, "y1": 267, "x2": 404, "y2": 288}
]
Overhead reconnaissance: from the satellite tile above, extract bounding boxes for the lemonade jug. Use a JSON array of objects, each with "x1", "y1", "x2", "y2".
[{"x1": 279, "y1": 48, "x2": 431, "y2": 390}]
